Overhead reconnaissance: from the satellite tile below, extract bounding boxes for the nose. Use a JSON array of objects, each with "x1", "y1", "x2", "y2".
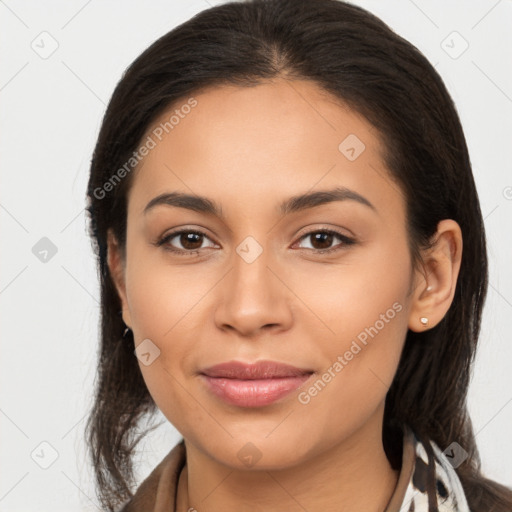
[{"x1": 214, "y1": 241, "x2": 294, "y2": 337}]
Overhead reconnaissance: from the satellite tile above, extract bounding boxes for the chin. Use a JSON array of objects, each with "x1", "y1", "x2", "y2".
[{"x1": 197, "y1": 432, "x2": 314, "y2": 471}]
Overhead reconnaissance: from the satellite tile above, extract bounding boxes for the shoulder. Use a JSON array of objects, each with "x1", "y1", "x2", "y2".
[
  {"x1": 459, "y1": 472, "x2": 512, "y2": 512},
  {"x1": 409, "y1": 429, "x2": 512, "y2": 512}
]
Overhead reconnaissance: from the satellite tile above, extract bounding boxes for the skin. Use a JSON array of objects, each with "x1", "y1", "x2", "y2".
[{"x1": 107, "y1": 78, "x2": 462, "y2": 512}]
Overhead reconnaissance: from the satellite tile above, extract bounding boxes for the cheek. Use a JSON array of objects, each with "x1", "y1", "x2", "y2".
[
  {"x1": 124, "y1": 245, "x2": 211, "y2": 339},
  {"x1": 125, "y1": 266, "x2": 200, "y2": 432},
  {"x1": 138, "y1": 360, "x2": 207, "y2": 442},
  {"x1": 291, "y1": 238, "x2": 411, "y2": 407},
  {"x1": 284, "y1": 246, "x2": 411, "y2": 346},
  {"x1": 294, "y1": 305, "x2": 408, "y2": 452},
  {"x1": 123, "y1": 248, "x2": 209, "y2": 418}
]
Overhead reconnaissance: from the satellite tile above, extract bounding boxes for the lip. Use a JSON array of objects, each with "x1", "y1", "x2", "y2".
[{"x1": 200, "y1": 360, "x2": 314, "y2": 407}]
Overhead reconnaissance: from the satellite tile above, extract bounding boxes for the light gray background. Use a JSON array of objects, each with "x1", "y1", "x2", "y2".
[{"x1": 1, "y1": 1, "x2": 511, "y2": 510}]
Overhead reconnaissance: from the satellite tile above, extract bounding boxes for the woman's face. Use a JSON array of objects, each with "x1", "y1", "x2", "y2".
[{"x1": 110, "y1": 79, "x2": 420, "y2": 469}]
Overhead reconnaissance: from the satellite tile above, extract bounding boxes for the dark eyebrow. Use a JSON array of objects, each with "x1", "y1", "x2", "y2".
[
  {"x1": 144, "y1": 192, "x2": 224, "y2": 218},
  {"x1": 279, "y1": 186, "x2": 377, "y2": 215},
  {"x1": 143, "y1": 186, "x2": 377, "y2": 218}
]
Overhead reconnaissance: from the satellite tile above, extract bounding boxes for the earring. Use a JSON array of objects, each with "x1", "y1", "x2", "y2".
[{"x1": 420, "y1": 317, "x2": 429, "y2": 326}]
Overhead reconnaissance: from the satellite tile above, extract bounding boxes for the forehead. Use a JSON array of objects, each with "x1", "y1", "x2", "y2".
[{"x1": 127, "y1": 79, "x2": 405, "y2": 223}]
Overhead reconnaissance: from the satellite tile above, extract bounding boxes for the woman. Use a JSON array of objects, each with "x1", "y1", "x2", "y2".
[{"x1": 85, "y1": 0, "x2": 512, "y2": 510}]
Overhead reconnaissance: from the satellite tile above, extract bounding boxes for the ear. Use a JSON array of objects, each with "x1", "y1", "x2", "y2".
[
  {"x1": 407, "y1": 219, "x2": 463, "y2": 332},
  {"x1": 107, "y1": 229, "x2": 132, "y2": 329}
]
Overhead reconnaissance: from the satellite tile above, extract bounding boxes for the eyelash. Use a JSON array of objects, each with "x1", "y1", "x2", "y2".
[{"x1": 155, "y1": 228, "x2": 356, "y2": 256}]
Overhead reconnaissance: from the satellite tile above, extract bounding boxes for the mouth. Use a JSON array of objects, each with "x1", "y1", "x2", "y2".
[{"x1": 199, "y1": 360, "x2": 315, "y2": 407}]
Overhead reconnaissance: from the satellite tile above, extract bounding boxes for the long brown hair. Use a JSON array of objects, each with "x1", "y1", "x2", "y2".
[{"x1": 85, "y1": 0, "x2": 512, "y2": 510}]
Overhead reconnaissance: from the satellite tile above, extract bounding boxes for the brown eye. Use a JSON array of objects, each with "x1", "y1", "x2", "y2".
[
  {"x1": 157, "y1": 229, "x2": 217, "y2": 254},
  {"x1": 309, "y1": 232, "x2": 335, "y2": 250},
  {"x1": 177, "y1": 232, "x2": 204, "y2": 250},
  {"x1": 295, "y1": 229, "x2": 355, "y2": 253}
]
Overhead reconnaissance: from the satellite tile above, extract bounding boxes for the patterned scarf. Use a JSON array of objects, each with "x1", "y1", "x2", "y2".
[{"x1": 387, "y1": 424, "x2": 470, "y2": 511}]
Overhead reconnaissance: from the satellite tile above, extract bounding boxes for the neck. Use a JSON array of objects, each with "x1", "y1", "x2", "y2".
[{"x1": 176, "y1": 413, "x2": 399, "y2": 512}]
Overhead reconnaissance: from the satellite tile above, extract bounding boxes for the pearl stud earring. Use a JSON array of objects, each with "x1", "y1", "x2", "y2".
[{"x1": 420, "y1": 317, "x2": 429, "y2": 326}]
